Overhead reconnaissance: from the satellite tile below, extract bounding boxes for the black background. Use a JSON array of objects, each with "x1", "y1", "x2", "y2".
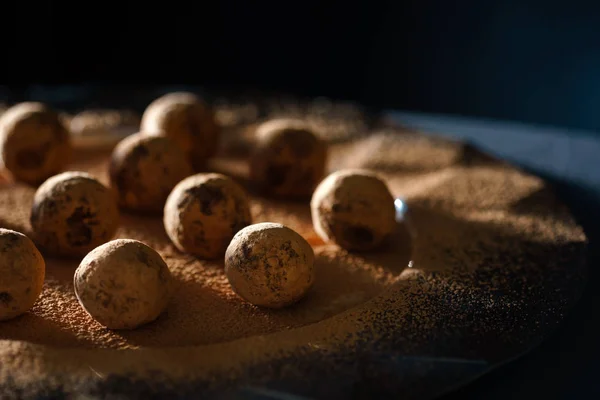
[
  {"x1": 1, "y1": 1, "x2": 600, "y2": 398},
  {"x1": 3, "y1": 1, "x2": 600, "y2": 131}
]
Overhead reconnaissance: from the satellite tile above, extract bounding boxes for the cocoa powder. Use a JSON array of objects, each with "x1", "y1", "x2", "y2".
[{"x1": 0, "y1": 102, "x2": 587, "y2": 399}]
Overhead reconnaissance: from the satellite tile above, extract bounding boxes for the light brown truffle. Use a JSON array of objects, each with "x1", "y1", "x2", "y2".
[
  {"x1": 164, "y1": 173, "x2": 252, "y2": 259},
  {"x1": 74, "y1": 239, "x2": 172, "y2": 330},
  {"x1": 0, "y1": 229, "x2": 45, "y2": 321},
  {"x1": 109, "y1": 133, "x2": 193, "y2": 213},
  {"x1": 30, "y1": 172, "x2": 119, "y2": 257},
  {"x1": 0, "y1": 102, "x2": 71, "y2": 185},
  {"x1": 250, "y1": 119, "x2": 327, "y2": 198},
  {"x1": 225, "y1": 222, "x2": 315, "y2": 308},
  {"x1": 140, "y1": 92, "x2": 220, "y2": 170},
  {"x1": 311, "y1": 169, "x2": 396, "y2": 251}
]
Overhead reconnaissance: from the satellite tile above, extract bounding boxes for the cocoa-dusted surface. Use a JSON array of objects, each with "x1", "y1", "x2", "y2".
[{"x1": 0, "y1": 100, "x2": 587, "y2": 399}]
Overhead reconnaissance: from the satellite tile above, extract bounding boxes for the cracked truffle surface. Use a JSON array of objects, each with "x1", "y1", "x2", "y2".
[
  {"x1": 225, "y1": 222, "x2": 315, "y2": 308},
  {"x1": 30, "y1": 172, "x2": 119, "y2": 257},
  {"x1": 311, "y1": 169, "x2": 395, "y2": 251},
  {"x1": 164, "y1": 173, "x2": 252, "y2": 259},
  {"x1": 109, "y1": 133, "x2": 193, "y2": 213},
  {"x1": 140, "y1": 92, "x2": 220, "y2": 170},
  {"x1": 0, "y1": 229, "x2": 45, "y2": 321},
  {"x1": 0, "y1": 102, "x2": 71, "y2": 185},
  {"x1": 74, "y1": 239, "x2": 172, "y2": 330},
  {"x1": 250, "y1": 119, "x2": 327, "y2": 198}
]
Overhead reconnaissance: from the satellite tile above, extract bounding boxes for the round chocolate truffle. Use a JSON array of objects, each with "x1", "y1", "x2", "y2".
[
  {"x1": 0, "y1": 229, "x2": 45, "y2": 321},
  {"x1": 164, "y1": 173, "x2": 252, "y2": 259},
  {"x1": 109, "y1": 133, "x2": 193, "y2": 213},
  {"x1": 0, "y1": 102, "x2": 71, "y2": 185},
  {"x1": 30, "y1": 172, "x2": 120, "y2": 257},
  {"x1": 140, "y1": 92, "x2": 220, "y2": 170},
  {"x1": 225, "y1": 223, "x2": 315, "y2": 308},
  {"x1": 250, "y1": 119, "x2": 327, "y2": 198},
  {"x1": 74, "y1": 239, "x2": 172, "y2": 330},
  {"x1": 311, "y1": 169, "x2": 395, "y2": 251}
]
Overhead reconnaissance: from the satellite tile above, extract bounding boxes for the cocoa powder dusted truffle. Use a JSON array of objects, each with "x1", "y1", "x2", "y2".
[
  {"x1": 30, "y1": 172, "x2": 119, "y2": 257},
  {"x1": 0, "y1": 229, "x2": 45, "y2": 321},
  {"x1": 311, "y1": 169, "x2": 396, "y2": 251},
  {"x1": 250, "y1": 119, "x2": 327, "y2": 198},
  {"x1": 0, "y1": 102, "x2": 71, "y2": 185},
  {"x1": 140, "y1": 92, "x2": 220, "y2": 170},
  {"x1": 74, "y1": 239, "x2": 172, "y2": 330},
  {"x1": 164, "y1": 173, "x2": 252, "y2": 259},
  {"x1": 109, "y1": 133, "x2": 193, "y2": 213},
  {"x1": 225, "y1": 223, "x2": 315, "y2": 308}
]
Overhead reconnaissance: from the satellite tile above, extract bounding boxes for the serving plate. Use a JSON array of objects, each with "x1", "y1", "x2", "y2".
[{"x1": 0, "y1": 95, "x2": 587, "y2": 399}]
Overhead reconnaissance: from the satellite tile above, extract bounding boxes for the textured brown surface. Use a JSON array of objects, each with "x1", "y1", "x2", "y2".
[{"x1": 0, "y1": 101, "x2": 587, "y2": 399}]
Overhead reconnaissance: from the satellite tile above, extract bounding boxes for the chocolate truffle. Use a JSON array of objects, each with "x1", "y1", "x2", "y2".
[
  {"x1": 109, "y1": 133, "x2": 193, "y2": 213},
  {"x1": 30, "y1": 172, "x2": 119, "y2": 257},
  {"x1": 311, "y1": 169, "x2": 395, "y2": 251},
  {"x1": 0, "y1": 102, "x2": 71, "y2": 185},
  {"x1": 164, "y1": 173, "x2": 252, "y2": 259},
  {"x1": 225, "y1": 223, "x2": 315, "y2": 308},
  {"x1": 250, "y1": 119, "x2": 326, "y2": 198},
  {"x1": 74, "y1": 239, "x2": 172, "y2": 330},
  {"x1": 140, "y1": 92, "x2": 220, "y2": 170},
  {"x1": 0, "y1": 229, "x2": 45, "y2": 321},
  {"x1": 225, "y1": 222, "x2": 315, "y2": 308}
]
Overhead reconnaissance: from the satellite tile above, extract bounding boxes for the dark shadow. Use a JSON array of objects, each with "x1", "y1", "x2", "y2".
[
  {"x1": 353, "y1": 223, "x2": 413, "y2": 275},
  {"x1": 459, "y1": 142, "x2": 507, "y2": 168},
  {"x1": 399, "y1": 201, "x2": 587, "y2": 362},
  {"x1": 112, "y1": 271, "x2": 236, "y2": 347},
  {"x1": 114, "y1": 241, "x2": 403, "y2": 348},
  {"x1": 509, "y1": 183, "x2": 567, "y2": 219},
  {"x1": 0, "y1": 312, "x2": 95, "y2": 348},
  {"x1": 44, "y1": 257, "x2": 80, "y2": 281},
  {"x1": 268, "y1": 245, "x2": 408, "y2": 322},
  {"x1": 445, "y1": 173, "x2": 598, "y2": 399}
]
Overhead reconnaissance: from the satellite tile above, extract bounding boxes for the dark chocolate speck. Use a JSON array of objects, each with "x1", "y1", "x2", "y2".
[
  {"x1": 185, "y1": 185, "x2": 225, "y2": 216},
  {"x1": 0, "y1": 292, "x2": 13, "y2": 305},
  {"x1": 66, "y1": 207, "x2": 95, "y2": 246}
]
